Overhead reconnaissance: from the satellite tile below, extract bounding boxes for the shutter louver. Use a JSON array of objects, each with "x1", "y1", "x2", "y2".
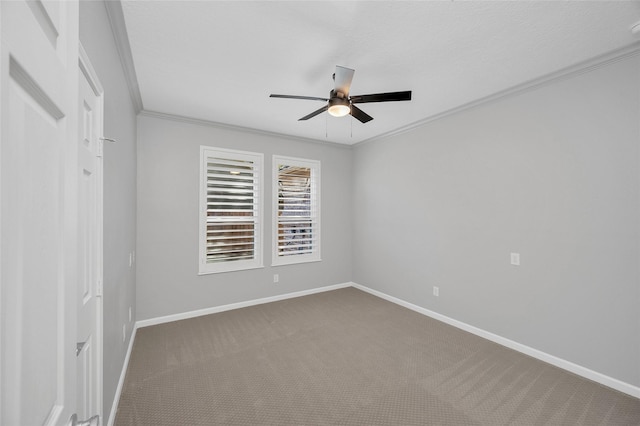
[
  {"x1": 201, "y1": 150, "x2": 262, "y2": 271},
  {"x1": 274, "y1": 159, "x2": 320, "y2": 264}
]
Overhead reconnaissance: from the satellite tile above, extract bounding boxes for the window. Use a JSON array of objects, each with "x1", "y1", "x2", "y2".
[
  {"x1": 199, "y1": 146, "x2": 263, "y2": 274},
  {"x1": 272, "y1": 155, "x2": 320, "y2": 266}
]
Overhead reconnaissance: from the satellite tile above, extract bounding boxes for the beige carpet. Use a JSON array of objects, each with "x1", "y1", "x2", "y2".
[{"x1": 114, "y1": 287, "x2": 640, "y2": 425}]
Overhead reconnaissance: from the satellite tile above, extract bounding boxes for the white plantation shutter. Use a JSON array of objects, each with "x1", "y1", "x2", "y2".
[
  {"x1": 273, "y1": 156, "x2": 320, "y2": 266},
  {"x1": 199, "y1": 147, "x2": 263, "y2": 274}
]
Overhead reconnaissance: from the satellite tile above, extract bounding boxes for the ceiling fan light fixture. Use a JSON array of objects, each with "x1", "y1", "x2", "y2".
[{"x1": 328, "y1": 98, "x2": 350, "y2": 117}]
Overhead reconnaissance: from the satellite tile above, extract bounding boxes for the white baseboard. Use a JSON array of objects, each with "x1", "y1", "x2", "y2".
[
  {"x1": 107, "y1": 279, "x2": 638, "y2": 422},
  {"x1": 351, "y1": 282, "x2": 640, "y2": 399},
  {"x1": 136, "y1": 282, "x2": 353, "y2": 329},
  {"x1": 106, "y1": 324, "x2": 138, "y2": 426}
]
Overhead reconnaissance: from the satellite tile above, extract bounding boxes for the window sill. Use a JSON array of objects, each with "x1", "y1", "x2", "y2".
[
  {"x1": 198, "y1": 263, "x2": 264, "y2": 275},
  {"x1": 271, "y1": 257, "x2": 322, "y2": 267}
]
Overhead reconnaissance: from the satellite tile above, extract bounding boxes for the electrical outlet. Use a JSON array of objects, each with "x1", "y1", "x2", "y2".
[
  {"x1": 122, "y1": 324, "x2": 126, "y2": 342},
  {"x1": 129, "y1": 306, "x2": 132, "y2": 322},
  {"x1": 433, "y1": 286, "x2": 439, "y2": 297},
  {"x1": 129, "y1": 252, "x2": 132, "y2": 267},
  {"x1": 510, "y1": 253, "x2": 520, "y2": 266},
  {"x1": 273, "y1": 274, "x2": 279, "y2": 283}
]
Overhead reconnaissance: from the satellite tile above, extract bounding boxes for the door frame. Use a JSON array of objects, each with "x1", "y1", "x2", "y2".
[{"x1": 78, "y1": 42, "x2": 104, "y2": 424}]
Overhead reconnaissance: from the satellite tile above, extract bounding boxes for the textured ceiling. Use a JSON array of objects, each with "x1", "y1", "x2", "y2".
[{"x1": 120, "y1": 1, "x2": 640, "y2": 145}]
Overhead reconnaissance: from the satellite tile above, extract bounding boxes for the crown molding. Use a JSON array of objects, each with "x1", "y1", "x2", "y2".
[
  {"x1": 100, "y1": 2, "x2": 640, "y2": 149},
  {"x1": 104, "y1": 0, "x2": 143, "y2": 113},
  {"x1": 356, "y1": 41, "x2": 640, "y2": 147},
  {"x1": 139, "y1": 110, "x2": 353, "y2": 149}
]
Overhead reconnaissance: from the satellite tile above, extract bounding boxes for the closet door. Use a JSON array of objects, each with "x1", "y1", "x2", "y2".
[{"x1": 1, "y1": 1, "x2": 80, "y2": 425}]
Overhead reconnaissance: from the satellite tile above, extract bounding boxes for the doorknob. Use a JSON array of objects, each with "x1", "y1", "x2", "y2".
[{"x1": 69, "y1": 413, "x2": 99, "y2": 426}]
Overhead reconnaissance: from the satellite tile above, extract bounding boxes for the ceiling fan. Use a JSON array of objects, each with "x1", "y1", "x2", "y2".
[{"x1": 270, "y1": 66, "x2": 412, "y2": 123}]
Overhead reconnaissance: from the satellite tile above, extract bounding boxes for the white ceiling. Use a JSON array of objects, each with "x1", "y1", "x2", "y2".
[{"x1": 120, "y1": 1, "x2": 640, "y2": 145}]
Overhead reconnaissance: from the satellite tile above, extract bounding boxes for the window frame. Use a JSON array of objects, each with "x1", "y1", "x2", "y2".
[
  {"x1": 272, "y1": 155, "x2": 321, "y2": 266},
  {"x1": 199, "y1": 146, "x2": 264, "y2": 275}
]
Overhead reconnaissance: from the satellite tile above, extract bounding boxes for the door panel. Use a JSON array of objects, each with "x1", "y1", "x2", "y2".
[
  {"x1": 1, "y1": 1, "x2": 79, "y2": 425},
  {"x1": 76, "y1": 335, "x2": 94, "y2": 419},
  {"x1": 77, "y1": 58, "x2": 103, "y2": 422},
  {"x1": 4, "y1": 73, "x2": 63, "y2": 425}
]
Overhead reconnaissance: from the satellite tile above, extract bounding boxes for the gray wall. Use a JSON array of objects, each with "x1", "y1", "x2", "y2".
[
  {"x1": 352, "y1": 54, "x2": 640, "y2": 387},
  {"x1": 79, "y1": 1, "x2": 639, "y2": 407},
  {"x1": 136, "y1": 114, "x2": 352, "y2": 321},
  {"x1": 79, "y1": 2, "x2": 138, "y2": 422}
]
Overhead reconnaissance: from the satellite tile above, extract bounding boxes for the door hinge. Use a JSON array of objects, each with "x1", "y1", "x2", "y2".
[
  {"x1": 96, "y1": 138, "x2": 104, "y2": 158},
  {"x1": 76, "y1": 341, "x2": 87, "y2": 357}
]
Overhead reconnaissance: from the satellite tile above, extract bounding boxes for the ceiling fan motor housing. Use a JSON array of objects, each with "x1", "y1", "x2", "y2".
[{"x1": 330, "y1": 89, "x2": 347, "y2": 99}]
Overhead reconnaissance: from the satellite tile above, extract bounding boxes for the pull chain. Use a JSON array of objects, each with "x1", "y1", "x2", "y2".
[{"x1": 350, "y1": 114, "x2": 353, "y2": 138}]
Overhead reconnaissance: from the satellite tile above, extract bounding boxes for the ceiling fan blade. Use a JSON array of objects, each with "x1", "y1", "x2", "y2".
[
  {"x1": 334, "y1": 66, "x2": 355, "y2": 96},
  {"x1": 350, "y1": 105, "x2": 373, "y2": 123},
  {"x1": 270, "y1": 94, "x2": 329, "y2": 102},
  {"x1": 350, "y1": 91, "x2": 412, "y2": 104},
  {"x1": 299, "y1": 105, "x2": 328, "y2": 121}
]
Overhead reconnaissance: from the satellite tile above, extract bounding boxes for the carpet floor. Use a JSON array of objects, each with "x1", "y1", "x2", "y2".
[{"x1": 114, "y1": 287, "x2": 640, "y2": 425}]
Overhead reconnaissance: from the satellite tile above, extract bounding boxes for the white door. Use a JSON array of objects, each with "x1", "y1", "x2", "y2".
[
  {"x1": 77, "y1": 46, "x2": 104, "y2": 425},
  {"x1": 1, "y1": 1, "x2": 80, "y2": 426}
]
